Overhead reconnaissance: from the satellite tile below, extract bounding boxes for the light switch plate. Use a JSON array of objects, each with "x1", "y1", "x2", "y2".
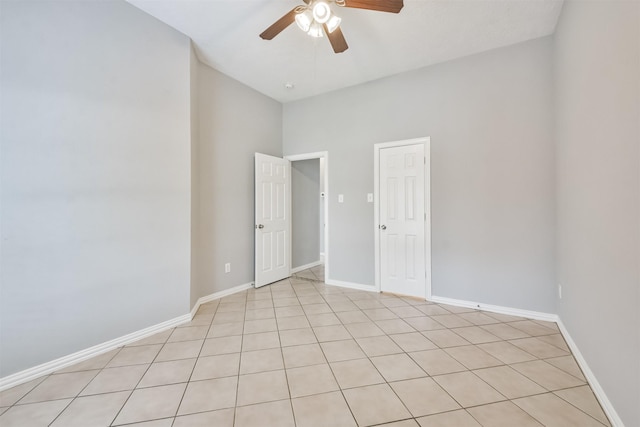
[
  {"x1": 338, "y1": 194, "x2": 344, "y2": 203},
  {"x1": 367, "y1": 193, "x2": 373, "y2": 202}
]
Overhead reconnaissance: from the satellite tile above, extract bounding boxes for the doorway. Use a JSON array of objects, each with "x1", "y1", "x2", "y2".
[{"x1": 374, "y1": 138, "x2": 431, "y2": 299}]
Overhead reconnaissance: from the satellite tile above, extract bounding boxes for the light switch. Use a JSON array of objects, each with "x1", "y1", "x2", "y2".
[
  {"x1": 338, "y1": 194, "x2": 344, "y2": 203},
  {"x1": 367, "y1": 193, "x2": 373, "y2": 203}
]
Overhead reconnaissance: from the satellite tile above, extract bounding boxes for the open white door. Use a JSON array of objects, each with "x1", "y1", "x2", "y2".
[
  {"x1": 376, "y1": 140, "x2": 429, "y2": 299},
  {"x1": 255, "y1": 153, "x2": 291, "y2": 288}
]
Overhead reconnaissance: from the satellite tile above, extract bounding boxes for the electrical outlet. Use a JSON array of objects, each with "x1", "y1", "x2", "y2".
[
  {"x1": 338, "y1": 194, "x2": 344, "y2": 203},
  {"x1": 558, "y1": 284, "x2": 562, "y2": 299},
  {"x1": 367, "y1": 193, "x2": 373, "y2": 203},
  {"x1": 225, "y1": 263, "x2": 231, "y2": 273}
]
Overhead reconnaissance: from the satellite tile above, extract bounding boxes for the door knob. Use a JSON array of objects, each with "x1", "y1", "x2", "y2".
[
  {"x1": 380, "y1": 225, "x2": 387, "y2": 230},
  {"x1": 256, "y1": 224, "x2": 264, "y2": 229}
]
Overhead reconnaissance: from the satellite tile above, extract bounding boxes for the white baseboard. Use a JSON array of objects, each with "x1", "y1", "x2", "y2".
[
  {"x1": 320, "y1": 252, "x2": 325, "y2": 262},
  {"x1": 1, "y1": 281, "x2": 255, "y2": 393},
  {"x1": 291, "y1": 260, "x2": 323, "y2": 274},
  {"x1": 430, "y1": 295, "x2": 559, "y2": 323},
  {"x1": 0, "y1": 313, "x2": 190, "y2": 392},
  {"x1": 325, "y1": 278, "x2": 378, "y2": 293},
  {"x1": 557, "y1": 320, "x2": 624, "y2": 427},
  {"x1": 190, "y1": 281, "x2": 254, "y2": 317}
]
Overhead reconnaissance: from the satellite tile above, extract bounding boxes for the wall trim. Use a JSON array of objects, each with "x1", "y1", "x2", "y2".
[
  {"x1": 291, "y1": 260, "x2": 322, "y2": 274},
  {"x1": 557, "y1": 320, "x2": 624, "y2": 427},
  {"x1": 430, "y1": 295, "x2": 559, "y2": 323},
  {"x1": 190, "y1": 281, "x2": 254, "y2": 318},
  {"x1": 0, "y1": 313, "x2": 190, "y2": 392},
  {"x1": 325, "y1": 278, "x2": 378, "y2": 293}
]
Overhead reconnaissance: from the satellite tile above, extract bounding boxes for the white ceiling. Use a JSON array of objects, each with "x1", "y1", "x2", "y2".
[{"x1": 127, "y1": 0, "x2": 563, "y2": 103}]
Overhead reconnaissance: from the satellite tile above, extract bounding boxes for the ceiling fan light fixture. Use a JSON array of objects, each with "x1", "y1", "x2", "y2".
[
  {"x1": 326, "y1": 14, "x2": 341, "y2": 33},
  {"x1": 312, "y1": 1, "x2": 331, "y2": 24},
  {"x1": 295, "y1": 9, "x2": 313, "y2": 32},
  {"x1": 307, "y1": 21, "x2": 324, "y2": 38}
]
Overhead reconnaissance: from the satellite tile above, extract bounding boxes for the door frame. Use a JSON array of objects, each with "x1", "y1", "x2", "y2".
[
  {"x1": 374, "y1": 137, "x2": 431, "y2": 299},
  {"x1": 284, "y1": 151, "x2": 329, "y2": 282}
]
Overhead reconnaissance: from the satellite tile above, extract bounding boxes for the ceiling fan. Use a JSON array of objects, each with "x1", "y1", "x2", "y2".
[{"x1": 259, "y1": 0, "x2": 404, "y2": 54}]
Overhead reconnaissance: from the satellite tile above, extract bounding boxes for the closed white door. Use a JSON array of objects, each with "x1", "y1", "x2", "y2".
[
  {"x1": 379, "y1": 143, "x2": 426, "y2": 298},
  {"x1": 255, "y1": 153, "x2": 291, "y2": 288}
]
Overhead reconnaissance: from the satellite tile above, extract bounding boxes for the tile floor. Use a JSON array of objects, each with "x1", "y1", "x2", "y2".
[{"x1": 0, "y1": 266, "x2": 611, "y2": 426}]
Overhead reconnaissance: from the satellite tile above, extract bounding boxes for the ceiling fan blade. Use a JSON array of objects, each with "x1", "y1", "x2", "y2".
[
  {"x1": 341, "y1": 0, "x2": 403, "y2": 13},
  {"x1": 323, "y1": 24, "x2": 348, "y2": 53},
  {"x1": 259, "y1": 7, "x2": 299, "y2": 40}
]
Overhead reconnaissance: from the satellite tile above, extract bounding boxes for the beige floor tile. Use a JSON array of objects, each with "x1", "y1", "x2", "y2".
[
  {"x1": 354, "y1": 299, "x2": 386, "y2": 310},
  {"x1": 484, "y1": 312, "x2": 527, "y2": 322},
  {"x1": 422, "y1": 330, "x2": 470, "y2": 348},
  {"x1": 277, "y1": 315, "x2": 310, "y2": 330},
  {"x1": 441, "y1": 306, "x2": 475, "y2": 314},
  {"x1": 535, "y1": 333, "x2": 570, "y2": 351},
  {"x1": 217, "y1": 302, "x2": 246, "y2": 312},
  {"x1": 514, "y1": 393, "x2": 605, "y2": 427},
  {"x1": 155, "y1": 340, "x2": 203, "y2": 362},
  {"x1": 242, "y1": 331, "x2": 280, "y2": 351},
  {"x1": 409, "y1": 349, "x2": 467, "y2": 376},
  {"x1": 108, "y1": 345, "x2": 163, "y2": 367},
  {"x1": 473, "y1": 366, "x2": 546, "y2": 399},
  {"x1": 404, "y1": 317, "x2": 447, "y2": 331},
  {"x1": 0, "y1": 399, "x2": 72, "y2": 427},
  {"x1": 213, "y1": 311, "x2": 245, "y2": 324},
  {"x1": 555, "y1": 385, "x2": 610, "y2": 426},
  {"x1": 50, "y1": 390, "x2": 130, "y2": 427},
  {"x1": 444, "y1": 345, "x2": 503, "y2": 370},
  {"x1": 363, "y1": 308, "x2": 399, "y2": 320},
  {"x1": 477, "y1": 341, "x2": 537, "y2": 364},
  {"x1": 433, "y1": 371, "x2": 506, "y2": 407},
  {"x1": 356, "y1": 335, "x2": 403, "y2": 357},
  {"x1": 415, "y1": 305, "x2": 452, "y2": 316},
  {"x1": 244, "y1": 308, "x2": 275, "y2": 320},
  {"x1": 458, "y1": 312, "x2": 500, "y2": 326},
  {"x1": 58, "y1": 349, "x2": 120, "y2": 373},
  {"x1": 244, "y1": 318, "x2": 277, "y2": 334},
  {"x1": 313, "y1": 325, "x2": 351, "y2": 342},
  {"x1": 330, "y1": 358, "x2": 385, "y2": 389},
  {"x1": 416, "y1": 409, "x2": 481, "y2": 426},
  {"x1": 0, "y1": 377, "x2": 46, "y2": 407},
  {"x1": 345, "y1": 321, "x2": 386, "y2": 338},
  {"x1": 467, "y1": 401, "x2": 543, "y2": 426},
  {"x1": 389, "y1": 306, "x2": 425, "y2": 318},
  {"x1": 390, "y1": 332, "x2": 438, "y2": 352},
  {"x1": 510, "y1": 337, "x2": 570, "y2": 358},
  {"x1": 19, "y1": 370, "x2": 99, "y2": 404},
  {"x1": 192, "y1": 353, "x2": 240, "y2": 380},
  {"x1": 173, "y1": 408, "x2": 234, "y2": 427},
  {"x1": 511, "y1": 360, "x2": 586, "y2": 391},
  {"x1": 276, "y1": 306, "x2": 305, "y2": 318},
  {"x1": 291, "y1": 391, "x2": 357, "y2": 427},
  {"x1": 282, "y1": 343, "x2": 327, "y2": 368},
  {"x1": 286, "y1": 364, "x2": 339, "y2": 397},
  {"x1": 452, "y1": 326, "x2": 501, "y2": 344},
  {"x1": 431, "y1": 315, "x2": 474, "y2": 328},
  {"x1": 235, "y1": 399, "x2": 295, "y2": 427},
  {"x1": 307, "y1": 312, "x2": 342, "y2": 326},
  {"x1": 321, "y1": 339, "x2": 367, "y2": 362},
  {"x1": 336, "y1": 310, "x2": 370, "y2": 324},
  {"x1": 391, "y1": 377, "x2": 460, "y2": 417},
  {"x1": 200, "y1": 336, "x2": 242, "y2": 356},
  {"x1": 240, "y1": 348, "x2": 284, "y2": 374},
  {"x1": 376, "y1": 319, "x2": 416, "y2": 334},
  {"x1": 343, "y1": 383, "x2": 412, "y2": 426},
  {"x1": 246, "y1": 299, "x2": 273, "y2": 309},
  {"x1": 127, "y1": 330, "x2": 173, "y2": 347},
  {"x1": 479, "y1": 323, "x2": 530, "y2": 340},
  {"x1": 168, "y1": 326, "x2": 208, "y2": 342},
  {"x1": 138, "y1": 359, "x2": 196, "y2": 388},
  {"x1": 303, "y1": 303, "x2": 332, "y2": 315},
  {"x1": 114, "y1": 383, "x2": 186, "y2": 425},
  {"x1": 196, "y1": 301, "x2": 218, "y2": 314},
  {"x1": 510, "y1": 320, "x2": 557, "y2": 336},
  {"x1": 80, "y1": 365, "x2": 148, "y2": 395},
  {"x1": 328, "y1": 301, "x2": 359, "y2": 312},
  {"x1": 384, "y1": 420, "x2": 421, "y2": 427},
  {"x1": 371, "y1": 354, "x2": 427, "y2": 382},
  {"x1": 279, "y1": 328, "x2": 318, "y2": 346},
  {"x1": 207, "y1": 322, "x2": 243, "y2": 338},
  {"x1": 236, "y1": 370, "x2": 289, "y2": 406},
  {"x1": 545, "y1": 355, "x2": 586, "y2": 381},
  {"x1": 273, "y1": 297, "x2": 300, "y2": 307},
  {"x1": 177, "y1": 376, "x2": 237, "y2": 416}
]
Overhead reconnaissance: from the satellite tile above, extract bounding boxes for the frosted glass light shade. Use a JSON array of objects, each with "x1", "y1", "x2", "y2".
[
  {"x1": 312, "y1": 1, "x2": 331, "y2": 24},
  {"x1": 326, "y1": 14, "x2": 341, "y2": 33},
  {"x1": 307, "y1": 22, "x2": 324, "y2": 37},
  {"x1": 295, "y1": 10, "x2": 312, "y2": 32}
]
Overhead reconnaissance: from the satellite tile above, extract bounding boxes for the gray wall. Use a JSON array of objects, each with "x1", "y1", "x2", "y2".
[
  {"x1": 0, "y1": 1, "x2": 192, "y2": 376},
  {"x1": 284, "y1": 37, "x2": 556, "y2": 313},
  {"x1": 554, "y1": 1, "x2": 640, "y2": 425},
  {"x1": 192, "y1": 63, "x2": 282, "y2": 300},
  {"x1": 292, "y1": 159, "x2": 321, "y2": 268}
]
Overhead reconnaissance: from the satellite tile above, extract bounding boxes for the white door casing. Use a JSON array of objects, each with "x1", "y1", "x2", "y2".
[
  {"x1": 255, "y1": 153, "x2": 291, "y2": 288},
  {"x1": 375, "y1": 138, "x2": 431, "y2": 299}
]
